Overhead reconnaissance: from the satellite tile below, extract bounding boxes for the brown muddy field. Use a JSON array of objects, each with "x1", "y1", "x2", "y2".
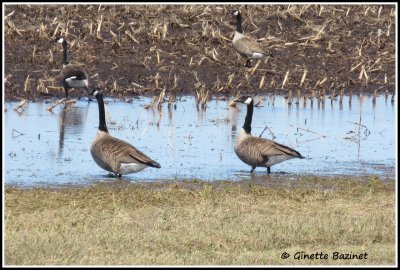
[{"x1": 4, "y1": 4, "x2": 396, "y2": 101}]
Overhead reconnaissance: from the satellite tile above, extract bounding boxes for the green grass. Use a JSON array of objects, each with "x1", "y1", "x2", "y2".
[{"x1": 4, "y1": 176, "x2": 396, "y2": 265}]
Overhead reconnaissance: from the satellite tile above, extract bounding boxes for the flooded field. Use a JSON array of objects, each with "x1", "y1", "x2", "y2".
[{"x1": 4, "y1": 93, "x2": 396, "y2": 187}]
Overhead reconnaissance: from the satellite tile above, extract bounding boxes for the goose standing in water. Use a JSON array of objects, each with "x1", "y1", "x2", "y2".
[
  {"x1": 90, "y1": 88, "x2": 161, "y2": 177},
  {"x1": 55, "y1": 36, "x2": 89, "y2": 98},
  {"x1": 234, "y1": 96, "x2": 304, "y2": 173}
]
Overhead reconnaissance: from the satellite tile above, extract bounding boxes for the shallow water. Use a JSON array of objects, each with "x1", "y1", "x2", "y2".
[{"x1": 4, "y1": 94, "x2": 396, "y2": 187}]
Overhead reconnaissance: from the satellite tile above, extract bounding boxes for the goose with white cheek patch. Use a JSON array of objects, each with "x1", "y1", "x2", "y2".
[
  {"x1": 90, "y1": 88, "x2": 161, "y2": 178},
  {"x1": 55, "y1": 36, "x2": 89, "y2": 99},
  {"x1": 234, "y1": 95, "x2": 304, "y2": 174},
  {"x1": 232, "y1": 10, "x2": 271, "y2": 68}
]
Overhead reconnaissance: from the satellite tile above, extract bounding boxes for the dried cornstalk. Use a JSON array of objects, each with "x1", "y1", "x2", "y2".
[
  {"x1": 296, "y1": 89, "x2": 300, "y2": 104},
  {"x1": 47, "y1": 98, "x2": 67, "y2": 111},
  {"x1": 339, "y1": 89, "x2": 344, "y2": 104},
  {"x1": 287, "y1": 90, "x2": 292, "y2": 105},
  {"x1": 31, "y1": 45, "x2": 36, "y2": 62},
  {"x1": 259, "y1": 75, "x2": 265, "y2": 89},
  {"x1": 154, "y1": 73, "x2": 159, "y2": 89},
  {"x1": 96, "y1": 15, "x2": 103, "y2": 37},
  {"x1": 162, "y1": 22, "x2": 168, "y2": 40},
  {"x1": 13, "y1": 99, "x2": 27, "y2": 111},
  {"x1": 227, "y1": 73, "x2": 235, "y2": 88},
  {"x1": 64, "y1": 99, "x2": 76, "y2": 105},
  {"x1": 201, "y1": 90, "x2": 209, "y2": 108},
  {"x1": 251, "y1": 60, "x2": 261, "y2": 75},
  {"x1": 300, "y1": 69, "x2": 308, "y2": 86},
  {"x1": 156, "y1": 88, "x2": 166, "y2": 108},
  {"x1": 23, "y1": 75, "x2": 30, "y2": 93},
  {"x1": 48, "y1": 49, "x2": 54, "y2": 63},
  {"x1": 282, "y1": 70, "x2": 289, "y2": 89}
]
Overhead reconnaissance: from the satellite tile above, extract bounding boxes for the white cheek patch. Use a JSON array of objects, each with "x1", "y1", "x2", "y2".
[
  {"x1": 57, "y1": 37, "x2": 64, "y2": 43},
  {"x1": 234, "y1": 11, "x2": 239, "y2": 16},
  {"x1": 93, "y1": 90, "x2": 99, "y2": 96},
  {"x1": 244, "y1": 97, "x2": 253, "y2": 105}
]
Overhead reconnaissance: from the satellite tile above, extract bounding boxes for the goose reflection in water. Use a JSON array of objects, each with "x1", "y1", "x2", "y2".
[{"x1": 57, "y1": 103, "x2": 90, "y2": 160}]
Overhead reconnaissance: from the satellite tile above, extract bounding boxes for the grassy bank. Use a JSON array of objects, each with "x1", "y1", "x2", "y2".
[{"x1": 4, "y1": 176, "x2": 396, "y2": 265}]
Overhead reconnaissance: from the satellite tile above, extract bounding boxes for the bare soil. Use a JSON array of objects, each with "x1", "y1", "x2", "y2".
[{"x1": 4, "y1": 4, "x2": 396, "y2": 101}]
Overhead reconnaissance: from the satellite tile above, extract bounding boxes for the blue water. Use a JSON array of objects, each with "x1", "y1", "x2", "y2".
[{"x1": 3, "y1": 94, "x2": 396, "y2": 187}]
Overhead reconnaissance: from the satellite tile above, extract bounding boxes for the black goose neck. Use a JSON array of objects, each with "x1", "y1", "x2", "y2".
[
  {"x1": 236, "y1": 12, "x2": 243, "y2": 34},
  {"x1": 96, "y1": 93, "x2": 108, "y2": 133},
  {"x1": 62, "y1": 39, "x2": 69, "y2": 65},
  {"x1": 243, "y1": 100, "x2": 253, "y2": 134}
]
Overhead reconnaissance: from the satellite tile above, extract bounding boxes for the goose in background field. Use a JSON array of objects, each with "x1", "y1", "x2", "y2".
[
  {"x1": 55, "y1": 36, "x2": 89, "y2": 98},
  {"x1": 90, "y1": 88, "x2": 161, "y2": 178},
  {"x1": 233, "y1": 95, "x2": 304, "y2": 173},
  {"x1": 232, "y1": 10, "x2": 271, "y2": 68}
]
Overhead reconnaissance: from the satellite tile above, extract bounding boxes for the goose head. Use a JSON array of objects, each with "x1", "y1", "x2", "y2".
[
  {"x1": 234, "y1": 95, "x2": 253, "y2": 105},
  {"x1": 90, "y1": 86, "x2": 102, "y2": 97},
  {"x1": 232, "y1": 10, "x2": 241, "y2": 18},
  {"x1": 55, "y1": 36, "x2": 65, "y2": 44}
]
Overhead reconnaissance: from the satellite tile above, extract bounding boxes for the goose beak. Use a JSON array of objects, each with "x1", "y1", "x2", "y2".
[
  {"x1": 233, "y1": 96, "x2": 246, "y2": 103},
  {"x1": 233, "y1": 96, "x2": 253, "y2": 104},
  {"x1": 89, "y1": 86, "x2": 100, "y2": 96},
  {"x1": 88, "y1": 87, "x2": 95, "y2": 96}
]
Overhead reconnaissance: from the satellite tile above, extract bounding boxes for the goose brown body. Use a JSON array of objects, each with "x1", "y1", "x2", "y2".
[
  {"x1": 232, "y1": 10, "x2": 267, "y2": 67},
  {"x1": 90, "y1": 89, "x2": 160, "y2": 177},
  {"x1": 234, "y1": 96, "x2": 304, "y2": 173},
  {"x1": 91, "y1": 131, "x2": 160, "y2": 175},
  {"x1": 235, "y1": 129, "x2": 303, "y2": 169},
  {"x1": 232, "y1": 32, "x2": 265, "y2": 60}
]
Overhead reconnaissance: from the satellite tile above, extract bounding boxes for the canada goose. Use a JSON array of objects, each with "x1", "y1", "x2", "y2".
[
  {"x1": 232, "y1": 10, "x2": 269, "y2": 68},
  {"x1": 55, "y1": 36, "x2": 89, "y2": 98},
  {"x1": 90, "y1": 88, "x2": 161, "y2": 177},
  {"x1": 233, "y1": 95, "x2": 304, "y2": 173}
]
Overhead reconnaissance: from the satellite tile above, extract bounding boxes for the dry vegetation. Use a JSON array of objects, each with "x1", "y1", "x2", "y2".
[
  {"x1": 4, "y1": 4, "x2": 396, "y2": 100},
  {"x1": 4, "y1": 176, "x2": 396, "y2": 265}
]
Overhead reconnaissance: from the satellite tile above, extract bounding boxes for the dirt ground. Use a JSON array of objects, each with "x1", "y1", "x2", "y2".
[{"x1": 4, "y1": 4, "x2": 396, "y2": 101}]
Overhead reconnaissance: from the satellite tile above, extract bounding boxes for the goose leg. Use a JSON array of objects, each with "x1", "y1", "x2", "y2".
[
  {"x1": 250, "y1": 166, "x2": 256, "y2": 173},
  {"x1": 245, "y1": 59, "x2": 252, "y2": 68},
  {"x1": 267, "y1": 167, "x2": 271, "y2": 174},
  {"x1": 63, "y1": 84, "x2": 69, "y2": 99}
]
